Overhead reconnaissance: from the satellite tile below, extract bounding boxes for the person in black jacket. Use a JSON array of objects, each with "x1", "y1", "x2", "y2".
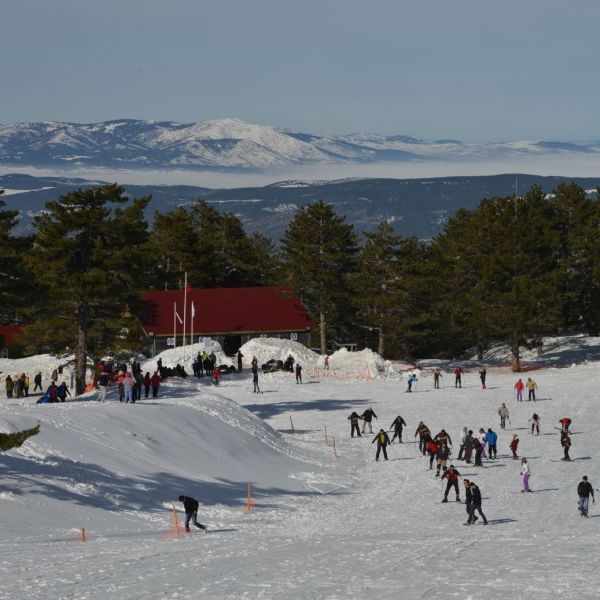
[
  {"x1": 466, "y1": 482, "x2": 488, "y2": 525},
  {"x1": 435, "y1": 442, "x2": 451, "y2": 477},
  {"x1": 34, "y1": 372, "x2": 43, "y2": 392},
  {"x1": 348, "y1": 412, "x2": 363, "y2": 438},
  {"x1": 577, "y1": 476, "x2": 595, "y2": 517},
  {"x1": 295, "y1": 363, "x2": 302, "y2": 384},
  {"x1": 463, "y1": 479, "x2": 475, "y2": 522},
  {"x1": 361, "y1": 407, "x2": 377, "y2": 434},
  {"x1": 390, "y1": 415, "x2": 407, "y2": 443},
  {"x1": 372, "y1": 429, "x2": 391, "y2": 461},
  {"x1": 178, "y1": 495, "x2": 207, "y2": 532}
]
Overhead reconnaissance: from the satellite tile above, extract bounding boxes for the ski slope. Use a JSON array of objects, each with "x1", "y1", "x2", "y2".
[{"x1": 1, "y1": 342, "x2": 600, "y2": 599}]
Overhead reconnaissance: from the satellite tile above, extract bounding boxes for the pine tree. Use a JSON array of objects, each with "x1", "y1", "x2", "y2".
[
  {"x1": 0, "y1": 425, "x2": 40, "y2": 452},
  {"x1": 281, "y1": 201, "x2": 358, "y2": 354},
  {"x1": 24, "y1": 185, "x2": 150, "y2": 394}
]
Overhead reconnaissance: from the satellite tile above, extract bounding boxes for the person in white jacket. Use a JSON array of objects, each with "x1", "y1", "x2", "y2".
[
  {"x1": 457, "y1": 426, "x2": 468, "y2": 460},
  {"x1": 521, "y1": 457, "x2": 532, "y2": 492},
  {"x1": 478, "y1": 428, "x2": 487, "y2": 458}
]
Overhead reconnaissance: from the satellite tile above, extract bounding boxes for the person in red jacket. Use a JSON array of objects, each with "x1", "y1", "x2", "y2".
[
  {"x1": 559, "y1": 417, "x2": 572, "y2": 433},
  {"x1": 150, "y1": 372, "x2": 161, "y2": 398},
  {"x1": 514, "y1": 378, "x2": 525, "y2": 402},
  {"x1": 510, "y1": 433, "x2": 519, "y2": 460},
  {"x1": 212, "y1": 367, "x2": 221, "y2": 386},
  {"x1": 427, "y1": 438, "x2": 440, "y2": 470},
  {"x1": 454, "y1": 367, "x2": 464, "y2": 388},
  {"x1": 442, "y1": 465, "x2": 462, "y2": 502}
]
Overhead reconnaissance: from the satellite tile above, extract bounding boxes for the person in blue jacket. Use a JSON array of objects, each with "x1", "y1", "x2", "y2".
[{"x1": 485, "y1": 427, "x2": 498, "y2": 459}]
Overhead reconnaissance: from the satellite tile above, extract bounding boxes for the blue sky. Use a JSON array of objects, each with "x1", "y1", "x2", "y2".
[{"x1": 1, "y1": 0, "x2": 599, "y2": 141}]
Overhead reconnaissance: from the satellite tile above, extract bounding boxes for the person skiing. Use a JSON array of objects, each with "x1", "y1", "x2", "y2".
[
  {"x1": 442, "y1": 464, "x2": 461, "y2": 502},
  {"x1": 559, "y1": 417, "x2": 572, "y2": 433},
  {"x1": 435, "y1": 442, "x2": 451, "y2": 477},
  {"x1": 466, "y1": 482, "x2": 488, "y2": 525},
  {"x1": 295, "y1": 363, "x2": 302, "y2": 384},
  {"x1": 498, "y1": 403, "x2": 510, "y2": 429},
  {"x1": 478, "y1": 428, "x2": 487, "y2": 458},
  {"x1": 390, "y1": 415, "x2": 407, "y2": 443},
  {"x1": 252, "y1": 360, "x2": 261, "y2": 393},
  {"x1": 348, "y1": 412, "x2": 363, "y2": 438},
  {"x1": 434, "y1": 429, "x2": 453, "y2": 447},
  {"x1": 472, "y1": 436, "x2": 483, "y2": 467},
  {"x1": 97, "y1": 371, "x2": 109, "y2": 402},
  {"x1": 577, "y1": 476, "x2": 595, "y2": 517},
  {"x1": 486, "y1": 427, "x2": 498, "y2": 459},
  {"x1": 406, "y1": 372, "x2": 417, "y2": 392},
  {"x1": 514, "y1": 378, "x2": 525, "y2": 402},
  {"x1": 415, "y1": 422, "x2": 431, "y2": 455},
  {"x1": 561, "y1": 431, "x2": 572, "y2": 461},
  {"x1": 521, "y1": 457, "x2": 532, "y2": 492},
  {"x1": 530, "y1": 413, "x2": 541, "y2": 435},
  {"x1": 361, "y1": 407, "x2": 377, "y2": 434},
  {"x1": 454, "y1": 366, "x2": 464, "y2": 388},
  {"x1": 479, "y1": 368, "x2": 487, "y2": 389},
  {"x1": 178, "y1": 495, "x2": 207, "y2": 532},
  {"x1": 372, "y1": 429, "x2": 391, "y2": 461},
  {"x1": 463, "y1": 430, "x2": 474, "y2": 464},
  {"x1": 463, "y1": 479, "x2": 476, "y2": 523},
  {"x1": 33, "y1": 372, "x2": 42, "y2": 392},
  {"x1": 150, "y1": 372, "x2": 161, "y2": 398},
  {"x1": 457, "y1": 426, "x2": 468, "y2": 460},
  {"x1": 526, "y1": 377, "x2": 538, "y2": 401},
  {"x1": 433, "y1": 368, "x2": 443, "y2": 389},
  {"x1": 427, "y1": 437, "x2": 440, "y2": 470},
  {"x1": 237, "y1": 350, "x2": 244, "y2": 373},
  {"x1": 510, "y1": 433, "x2": 519, "y2": 460}
]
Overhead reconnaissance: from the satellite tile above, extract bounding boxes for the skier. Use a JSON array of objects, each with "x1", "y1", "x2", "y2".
[
  {"x1": 479, "y1": 368, "x2": 487, "y2": 389},
  {"x1": 457, "y1": 426, "x2": 468, "y2": 460},
  {"x1": 390, "y1": 415, "x2": 407, "y2": 443},
  {"x1": 434, "y1": 429, "x2": 452, "y2": 449},
  {"x1": 454, "y1": 366, "x2": 464, "y2": 388},
  {"x1": 441, "y1": 464, "x2": 461, "y2": 502},
  {"x1": 372, "y1": 429, "x2": 391, "y2": 461},
  {"x1": 348, "y1": 412, "x2": 363, "y2": 438},
  {"x1": 178, "y1": 495, "x2": 207, "y2": 532},
  {"x1": 463, "y1": 429, "x2": 474, "y2": 464},
  {"x1": 427, "y1": 437, "x2": 440, "y2": 470},
  {"x1": 561, "y1": 431, "x2": 572, "y2": 461},
  {"x1": 435, "y1": 442, "x2": 451, "y2": 477},
  {"x1": 252, "y1": 360, "x2": 261, "y2": 393},
  {"x1": 472, "y1": 436, "x2": 483, "y2": 467},
  {"x1": 498, "y1": 403, "x2": 510, "y2": 429},
  {"x1": 478, "y1": 428, "x2": 488, "y2": 458},
  {"x1": 97, "y1": 371, "x2": 109, "y2": 402},
  {"x1": 510, "y1": 433, "x2": 519, "y2": 460},
  {"x1": 406, "y1": 372, "x2": 417, "y2": 392},
  {"x1": 237, "y1": 350, "x2": 243, "y2": 373},
  {"x1": 361, "y1": 407, "x2": 377, "y2": 434},
  {"x1": 415, "y1": 422, "x2": 431, "y2": 455},
  {"x1": 433, "y1": 368, "x2": 443, "y2": 389},
  {"x1": 485, "y1": 427, "x2": 498, "y2": 459},
  {"x1": 466, "y1": 482, "x2": 488, "y2": 525},
  {"x1": 526, "y1": 377, "x2": 538, "y2": 401},
  {"x1": 463, "y1": 479, "x2": 476, "y2": 522},
  {"x1": 521, "y1": 457, "x2": 532, "y2": 492},
  {"x1": 514, "y1": 378, "x2": 524, "y2": 402},
  {"x1": 150, "y1": 372, "x2": 161, "y2": 398},
  {"x1": 33, "y1": 372, "x2": 42, "y2": 392},
  {"x1": 559, "y1": 417, "x2": 572, "y2": 433},
  {"x1": 295, "y1": 363, "x2": 302, "y2": 384},
  {"x1": 577, "y1": 476, "x2": 595, "y2": 517},
  {"x1": 530, "y1": 413, "x2": 541, "y2": 435}
]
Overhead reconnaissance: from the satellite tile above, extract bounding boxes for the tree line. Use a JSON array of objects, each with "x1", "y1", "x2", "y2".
[{"x1": 1, "y1": 183, "x2": 599, "y2": 392}]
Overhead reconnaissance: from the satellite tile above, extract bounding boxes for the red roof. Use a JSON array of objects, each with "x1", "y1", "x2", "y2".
[
  {"x1": 140, "y1": 287, "x2": 316, "y2": 337},
  {"x1": 0, "y1": 325, "x2": 25, "y2": 346}
]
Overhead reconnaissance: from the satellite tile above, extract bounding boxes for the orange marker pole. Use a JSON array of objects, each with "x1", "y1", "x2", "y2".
[{"x1": 172, "y1": 504, "x2": 181, "y2": 537}]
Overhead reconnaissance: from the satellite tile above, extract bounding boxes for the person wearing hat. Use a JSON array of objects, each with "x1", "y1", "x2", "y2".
[
  {"x1": 178, "y1": 495, "x2": 207, "y2": 532},
  {"x1": 441, "y1": 465, "x2": 462, "y2": 502},
  {"x1": 577, "y1": 476, "x2": 595, "y2": 517},
  {"x1": 372, "y1": 428, "x2": 391, "y2": 461}
]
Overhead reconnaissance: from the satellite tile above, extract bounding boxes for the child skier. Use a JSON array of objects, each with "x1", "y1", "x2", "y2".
[
  {"x1": 559, "y1": 417, "x2": 572, "y2": 433},
  {"x1": 561, "y1": 431, "x2": 572, "y2": 461},
  {"x1": 372, "y1": 429, "x2": 391, "y2": 461},
  {"x1": 510, "y1": 433, "x2": 519, "y2": 460},
  {"x1": 521, "y1": 457, "x2": 532, "y2": 492}
]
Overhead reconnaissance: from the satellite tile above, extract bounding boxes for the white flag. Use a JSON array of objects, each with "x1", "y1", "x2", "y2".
[
  {"x1": 191, "y1": 302, "x2": 196, "y2": 319},
  {"x1": 175, "y1": 311, "x2": 183, "y2": 325}
]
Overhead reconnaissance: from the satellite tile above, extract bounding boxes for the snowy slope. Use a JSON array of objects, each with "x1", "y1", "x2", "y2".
[
  {"x1": 1, "y1": 338, "x2": 600, "y2": 598},
  {"x1": 1, "y1": 118, "x2": 599, "y2": 170}
]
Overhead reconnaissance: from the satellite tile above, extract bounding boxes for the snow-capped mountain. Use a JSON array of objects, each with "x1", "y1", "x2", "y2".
[{"x1": 1, "y1": 118, "x2": 599, "y2": 170}]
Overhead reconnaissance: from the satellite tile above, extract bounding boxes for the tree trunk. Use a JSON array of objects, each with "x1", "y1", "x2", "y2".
[
  {"x1": 511, "y1": 334, "x2": 521, "y2": 372},
  {"x1": 75, "y1": 303, "x2": 88, "y2": 395},
  {"x1": 320, "y1": 307, "x2": 327, "y2": 355},
  {"x1": 378, "y1": 325, "x2": 384, "y2": 358}
]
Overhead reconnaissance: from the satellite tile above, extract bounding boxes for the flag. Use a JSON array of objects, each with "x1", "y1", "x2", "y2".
[
  {"x1": 175, "y1": 311, "x2": 183, "y2": 325},
  {"x1": 191, "y1": 302, "x2": 196, "y2": 319}
]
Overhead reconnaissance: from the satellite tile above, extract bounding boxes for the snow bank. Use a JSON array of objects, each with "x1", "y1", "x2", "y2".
[
  {"x1": 239, "y1": 337, "x2": 319, "y2": 369},
  {"x1": 0, "y1": 354, "x2": 70, "y2": 387},
  {"x1": 324, "y1": 347, "x2": 392, "y2": 378},
  {"x1": 0, "y1": 415, "x2": 38, "y2": 434},
  {"x1": 141, "y1": 339, "x2": 234, "y2": 373}
]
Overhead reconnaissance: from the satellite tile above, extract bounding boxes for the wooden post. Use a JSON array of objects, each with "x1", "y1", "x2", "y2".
[
  {"x1": 324, "y1": 425, "x2": 328, "y2": 446},
  {"x1": 80, "y1": 528, "x2": 86, "y2": 542},
  {"x1": 333, "y1": 435, "x2": 338, "y2": 458},
  {"x1": 290, "y1": 416, "x2": 296, "y2": 433}
]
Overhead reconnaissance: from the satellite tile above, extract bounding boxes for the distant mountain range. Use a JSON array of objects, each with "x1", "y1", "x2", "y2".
[
  {"x1": 1, "y1": 118, "x2": 599, "y2": 170},
  {"x1": 2, "y1": 173, "x2": 598, "y2": 241}
]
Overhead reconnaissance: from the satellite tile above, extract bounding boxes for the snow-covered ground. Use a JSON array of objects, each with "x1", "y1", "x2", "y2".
[{"x1": 1, "y1": 339, "x2": 600, "y2": 598}]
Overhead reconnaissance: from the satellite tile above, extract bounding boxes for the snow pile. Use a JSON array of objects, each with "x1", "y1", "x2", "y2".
[
  {"x1": 239, "y1": 337, "x2": 319, "y2": 369},
  {"x1": 325, "y1": 347, "x2": 391, "y2": 378},
  {"x1": 0, "y1": 354, "x2": 71, "y2": 387},
  {"x1": 141, "y1": 339, "x2": 234, "y2": 373},
  {"x1": 0, "y1": 415, "x2": 38, "y2": 434}
]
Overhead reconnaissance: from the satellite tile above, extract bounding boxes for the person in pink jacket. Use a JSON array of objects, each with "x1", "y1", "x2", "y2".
[{"x1": 514, "y1": 378, "x2": 525, "y2": 402}]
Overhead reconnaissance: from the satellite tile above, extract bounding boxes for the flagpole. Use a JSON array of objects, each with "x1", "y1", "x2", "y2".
[
  {"x1": 191, "y1": 301, "x2": 195, "y2": 348},
  {"x1": 183, "y1": 272, "x2": 188, "y2": 361},
  {"x1": 173, "y1": 301, "x2": 177, "y2": 348}
]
